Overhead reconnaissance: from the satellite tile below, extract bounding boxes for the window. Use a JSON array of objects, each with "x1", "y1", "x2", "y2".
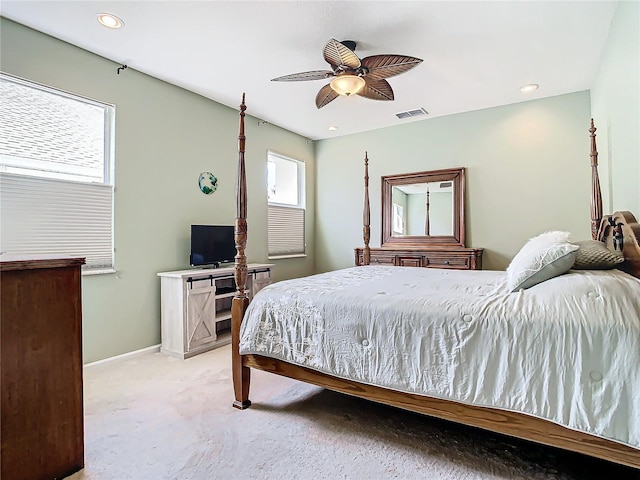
[
  {"x1": 267, "y1": 151, "x2": 305, "y2": 258},
  {"x1": 393, "y1": 203, "x2": 405, "y2": 234},
  {"x1": 0, "y1": 73, "x2": 115, "y2": 272}
]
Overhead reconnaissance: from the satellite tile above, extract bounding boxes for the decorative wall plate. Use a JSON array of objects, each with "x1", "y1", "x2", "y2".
[{"x1": 198, "y1": 172, "x2": 218, "y2": 195}]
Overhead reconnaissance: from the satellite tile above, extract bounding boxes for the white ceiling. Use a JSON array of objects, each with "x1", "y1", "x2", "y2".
[{"x1": 1, "y1": 1, "x2": 617, "y2": 140}]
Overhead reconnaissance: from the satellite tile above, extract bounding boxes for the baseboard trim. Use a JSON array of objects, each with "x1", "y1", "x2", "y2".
[{"x1": 84, "y1": 344, "x2": 161, "y2": 368}]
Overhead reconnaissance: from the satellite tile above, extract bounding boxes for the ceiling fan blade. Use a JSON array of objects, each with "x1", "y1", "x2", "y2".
[
  {"x1": 323, "y1": 38, "x2": 361, "y2": 70},
  {"x1": 315, "y1": 84, "x2": 339, "y2": 109},
  {"x1": 357, "y1": 79, "x2": 394, "y2": 101},
  {"x1": 271, "y1": 70, "x2": 335, "y2": 82},
  {"x1": 361, "y1": 55, "x2": 423, "y2": 80}
]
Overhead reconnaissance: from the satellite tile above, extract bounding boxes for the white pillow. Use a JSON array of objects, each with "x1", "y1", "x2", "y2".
[{"x1": 506, "y1": 231, "x2": 579, "y2": 292}]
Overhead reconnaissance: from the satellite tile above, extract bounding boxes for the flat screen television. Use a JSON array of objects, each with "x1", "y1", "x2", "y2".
[{"x1": 190, "y1": 225, "x2": 236, "y2": 268}]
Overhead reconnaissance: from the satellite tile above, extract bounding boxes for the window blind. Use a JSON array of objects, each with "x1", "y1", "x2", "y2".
[
  {"x1": 268, "y1": 205, "x2": 305, "y2": 257},
  {"x1": 0, "y1": 172, "x2": 114, "y2": 270}
]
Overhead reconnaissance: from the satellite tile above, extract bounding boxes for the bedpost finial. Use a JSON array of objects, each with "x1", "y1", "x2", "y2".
[
  {"x1": 240, "y1": 93, "x2": 246, "y2": 113},
  {"x1": 589, "y1": 118, "x2": 596, "y2": 136},
  {"x1": 364, "y1": 151, "x2": 368, "y2": 166}
]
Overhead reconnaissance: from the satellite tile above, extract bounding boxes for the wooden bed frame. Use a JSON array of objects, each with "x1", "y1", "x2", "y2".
[{"x1": 230, "y1": 98, "x2": 640, "y2": 469}]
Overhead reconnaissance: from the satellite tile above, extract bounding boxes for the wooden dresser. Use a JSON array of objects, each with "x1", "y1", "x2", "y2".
[
  {"x1": 355, "y1": 246, "x2": 483, "y2": 270},
  {"x1": 1, "y1": 254, "x2": 85, "y2": 480}
]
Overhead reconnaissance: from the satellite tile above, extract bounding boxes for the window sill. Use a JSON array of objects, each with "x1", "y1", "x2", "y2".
[
  {"x1": 82, "y1": 268, "x2": 116, "y2": 276},
  {"x1": 268, "y1": 254, "x2": 307, "y2": 260}
]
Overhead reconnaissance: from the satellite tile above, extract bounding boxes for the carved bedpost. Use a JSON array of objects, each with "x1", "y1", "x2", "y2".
[
  {"x1": 232, "y1": 93, "x2": 251, "y2": 409},
  {"x1": 363, "y1": 152, "x2": 371, "y2": 265},
  {"x1": 590, "y1": 119, "x2": 603, "y2": 240},
  {"x1": 425, "y1": 188, "x2": 430, "y2": 236},
  {"x1": 234, "y1": 94, "x2": 248, "y2": 298}
]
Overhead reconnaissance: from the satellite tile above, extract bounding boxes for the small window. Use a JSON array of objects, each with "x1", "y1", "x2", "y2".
[
  {"x1": 267, "y1": 151, "x2": 305, "y2": 258},
  {"x1": 0, "y1": 73, "x2": 115, "y2": 272},
  {"x1": 393, "y1": 203, "x2": 405, "y2": 234}
]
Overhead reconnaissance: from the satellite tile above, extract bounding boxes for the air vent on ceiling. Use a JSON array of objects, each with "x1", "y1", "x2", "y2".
[{"x1": 395, "y1": 107, "x2": 428, "y2": 119}]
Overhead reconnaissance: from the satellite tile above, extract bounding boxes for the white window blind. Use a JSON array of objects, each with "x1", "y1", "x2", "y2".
[
  {"x1": 268, "y1": 205, "x2": 305, "y2": 256},
  {"x1": 0, "y1": 73, "x2": 115, "y2": 271},
  {"x1": 0, "y1": 173, "x2": 114, "y2": 269}
]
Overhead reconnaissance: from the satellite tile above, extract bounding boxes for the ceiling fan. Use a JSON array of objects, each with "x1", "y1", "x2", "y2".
[{"x1": 271, "y1": 38, "x2": 423, "y2": 109}]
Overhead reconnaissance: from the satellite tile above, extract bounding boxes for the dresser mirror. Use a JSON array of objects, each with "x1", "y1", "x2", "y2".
[{"x1": 381, "y1": 167, "x2": 465, "y2": 247}]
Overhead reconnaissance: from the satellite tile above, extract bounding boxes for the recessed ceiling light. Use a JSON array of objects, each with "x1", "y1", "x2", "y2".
[
  {"x1": 520, "y1": 84, "x2": 539, "y2": 93},
  {"x1": 97, "y1": 13, "x2": 124, "y2": 29},
  {"x1": 328, "y1": 126, "x2": 338, "y2": 131}
]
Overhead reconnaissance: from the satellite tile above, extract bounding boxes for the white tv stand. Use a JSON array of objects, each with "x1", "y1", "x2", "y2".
[{"x1": 157, "y1": 263, "x2": 274, "y2": 359}]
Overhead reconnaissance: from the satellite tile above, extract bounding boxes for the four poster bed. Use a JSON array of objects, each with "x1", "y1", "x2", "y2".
[{"x1": 229, "y1": 95, "x2": 640, "y2": 469}]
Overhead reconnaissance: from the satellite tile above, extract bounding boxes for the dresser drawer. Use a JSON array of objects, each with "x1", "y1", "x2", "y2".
[
  {"x1": 396, "y1": 255, "x2": 423, "y2": 267},
  {"x1": 355, "y1": 250, "x2": 396, "y2": 266},
  {"x1": 424, "y1": 255, "x2": 470, "y2": 269},
  {"x1": 369, "y1": 254, "x2": 395, "y2": 266}
]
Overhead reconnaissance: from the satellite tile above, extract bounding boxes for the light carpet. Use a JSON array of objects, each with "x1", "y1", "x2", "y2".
[{"x1": 67, "y1": 345, "x2": 639, "y2": 480}]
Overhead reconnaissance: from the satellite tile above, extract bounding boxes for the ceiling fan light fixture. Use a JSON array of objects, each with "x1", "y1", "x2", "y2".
[
  {"x1": 330, "y1": 74, "x2": 365, "y2": 96},
  {"x1": 273, "y1": 38, "x2": 422, "y2": 108}
]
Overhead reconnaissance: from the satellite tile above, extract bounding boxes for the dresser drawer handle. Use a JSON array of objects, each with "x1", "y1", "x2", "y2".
[
  {"x1": 444, "y1": 260, "x2": 450, "y2": 265},
  {"x1": 374, "y1": 259, "x2": 380, "y2": 263}
]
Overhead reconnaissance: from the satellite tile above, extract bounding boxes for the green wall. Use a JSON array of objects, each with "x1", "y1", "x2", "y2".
[
  {"x1": 0, "y1": 18, "x2": 315, "y2": 363},
  {"x1": 314, "y1": 92, "x2": 593, "y2": 272},
  {"x1": 590, "y1": 0, "x2": 640, "y2": 215}
]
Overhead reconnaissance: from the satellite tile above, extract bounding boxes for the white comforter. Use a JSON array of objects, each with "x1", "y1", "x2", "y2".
[{"x1": 239, "y1": 266, "x2": 640, "y2": 449}]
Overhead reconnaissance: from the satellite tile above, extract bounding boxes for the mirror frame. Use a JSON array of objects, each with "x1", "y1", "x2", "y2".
[{"x1": 381, "y1": 167, "x2": 465, "y2": 248}]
